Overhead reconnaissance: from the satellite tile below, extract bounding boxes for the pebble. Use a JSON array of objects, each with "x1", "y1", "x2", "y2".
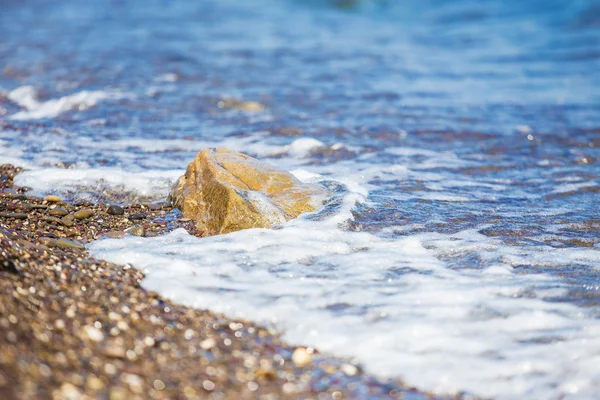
[
  {"x1": 87, "y1": 376, "x2": 105, "y2": 391},
  {"x1": 0, "y1": 212, "x2": 27, "y2": 219},
  {"x1": 73, "y1": 209, "x2": 93, "y2": 220},
  {"x1": 128, "y1": 213, "x2": 146, "y2": 220},
  {"x1": 49, "y1": 208, "x2": 69, "y2": 217},
  {"x1": 83, "y1": 325, "x2": 105, "y2": 342},
  {"x1": 103, "y1": 342, "x2": 126, "y2": 358},
  {"x1": 292, "y1": 347, "x2": 312, "y2": 367},
  {"x1": 148, "y1": 203, "x2": 163, "y2": 210},
  {"x1": 125, "y1": 225, "x2": 145, "y2": 237},
  {"x1": 104, "y1": 231, "x2": 126, "y2": 239},
  {"x1": 44, "y1": 195, "x2": 62, "y2": 203},
  {"x1": 54, "y1": 239, "x2": 85, "y2": 250},
  {"x1": 61, "y1": 216, "x2": 75, "y2": 227},
  {"x1": 107, "y1": 205, "x2": 124, "y2": 215},
  {"x1": 340, "y1": 363, "x2": 358, "y2": 377},
  {"x1": 55, "y1": 382, "x2": 82, "y2": 400},
  {"x1": 25, "y1": 204, "x2": 47, "y2": 210}
]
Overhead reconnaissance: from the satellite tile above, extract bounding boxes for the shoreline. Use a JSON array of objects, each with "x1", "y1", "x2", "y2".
[{"x1": 0, "y1": 164, "x2": 451, "y2": 400}]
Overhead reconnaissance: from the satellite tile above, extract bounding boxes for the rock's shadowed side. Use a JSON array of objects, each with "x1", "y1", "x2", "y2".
[{"x1": 170, "y1": 148, "x2": 329, "y2": 235}]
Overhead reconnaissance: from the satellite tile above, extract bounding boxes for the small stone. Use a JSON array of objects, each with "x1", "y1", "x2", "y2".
[
  {"x1": 109, "y1": 388, "x2": 128, "y2": 400},
  {"x1": 53, "y1": 239, "x2": 85, "y2": 250},
  {"x1": 83, "y1": 325, "x2": 105, "y2": 342},
  {"x1": 73, "y1": 209, "x2": 93, "y2": 219},
  {"x1": 340, "y1": 363, "x2": 358, "y2": 376},
  {"x1": 200, "y1": 337, "x2": 216, "y2": 350},
  {"x1": 0, "y1": 212, "x2": 27, "y2": 219},
  {"x1": 49, "y1": 208, "x2": 69, "y2": 217},
  {"x1": 256, "y1": 367, "x2": 276, "y2": 381},
  {"x1": 60, "y1": 217, "x2": 75, "y2": 227},
  {"x1": 87, "y1": 376, "x2": 105, "y2": 391},
  {"x1": 153, "y1": 380, "x2": 165, "y2": 391},
  {"x1": 125, "y1": 225, "x2": 144, "y2": 237},
  {"x1": 104, "y1": 231, "x2": 126, "y2": 239},
  {"x1": 44, "y1": 195, "x2": 62, "y2": 203},
  {"x1": 103, "y1": 342, "x2": 126, "y2": 358},
  {"x1": 148, "y1": 202, "x2": 165, "y2": 210},
  {"x1": 54, "y1": 382, "x2": 82, "y2": 400},
  {"x1": 25, "y1": 203, "x2": 47, "y2": 210},
  {"x1": 107, "y1": 205, "x2": 124, "y2": 215},
  {"x1": 128, "y1": 213, "x2": 146, "y2": 220},
  {"x1": 292, "y1": 347, "x2": 312, "y2": 367},
  {"x1": 122, "y1": 373, "x2": 143, "y2": 393}
]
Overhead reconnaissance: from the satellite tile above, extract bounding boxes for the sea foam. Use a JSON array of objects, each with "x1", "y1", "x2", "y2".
[{"x1": 89, "y1": 175, "x2": 600, "y2": 399}]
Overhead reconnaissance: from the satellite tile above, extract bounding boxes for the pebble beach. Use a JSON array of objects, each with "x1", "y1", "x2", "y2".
[{"x1": 0, "y1": 164, "x2": 446, "y2": 400}]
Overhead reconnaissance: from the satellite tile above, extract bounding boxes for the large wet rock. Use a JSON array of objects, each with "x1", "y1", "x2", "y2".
[{"x1": 169, "y1": 148, "x2": 328, "y2": 235}]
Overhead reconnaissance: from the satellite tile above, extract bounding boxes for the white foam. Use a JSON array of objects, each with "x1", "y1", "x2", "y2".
[
  {"x1": 14, "y1": 168, "x2": 182, "y2": 201},
  {"x1": 286, "y1": 137, "x2": 326, "y2": 157},
  {"x1": 90, "y1": 190, "x2": 600, "y2": 399},
  {"x1": 8, "y1": 85, "x2": 124, "y2": 120}
]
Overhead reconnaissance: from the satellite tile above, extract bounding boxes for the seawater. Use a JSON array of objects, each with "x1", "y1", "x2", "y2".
[{"x1": 1, "y1": 0, "x2": 600, "y2": 398}]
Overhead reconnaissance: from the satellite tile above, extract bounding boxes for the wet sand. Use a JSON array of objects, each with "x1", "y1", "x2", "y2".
[{"x1": 0, "y1": 164, "x2": 449, "y2": 400}]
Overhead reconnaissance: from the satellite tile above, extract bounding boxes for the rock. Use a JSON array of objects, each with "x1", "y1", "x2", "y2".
[
  {"x1": 125, "y1": 225, "x2": 144, "y2": 237},
  {"x1": 53, "y1": 239, "x2": 85, "y2": 250},
  {"x1": 148, "y1": 202, "x2": 167, "y2": 210},
  {"x1": 169, "y1": 148, "x2": 328, "y2": 235},
  {"x1": 83, "y1": 325, "x2": 104, "y2": 342},
  {"x1": 61, "y1": 215, "x2": 75, "y2": 227},
  {"x1": 128, "y1": 213, "x2": 146, "y2": 220},
  {"x1": 73, "y1": 209, "x2": 93, "y2": 220},
  {"x1": 49, "y1": 208, "x2": 69, "y2": 217},
  {"x1": 107, "y1": 205, "x2": 124, "y2": 215},
  {"x1": 0, "y1": 212, "x2": 27, "y2": 219},
  {"x1": 54, "y1": 382, "x2": 83, "y2": 400},
  {"x1": 44, "y1": 195, "x2": 62, "y2": 203},
  {"x1": 104, "y1": 231, "x2": 126, "y2": 239}
]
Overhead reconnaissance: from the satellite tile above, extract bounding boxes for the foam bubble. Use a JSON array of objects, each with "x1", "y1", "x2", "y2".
[
  {"x1": 8, "y1": 85, "x2": 125, "y2": 120},
  {"x1": 14, "y1": 168, "x2": 182, "y2": 202}
]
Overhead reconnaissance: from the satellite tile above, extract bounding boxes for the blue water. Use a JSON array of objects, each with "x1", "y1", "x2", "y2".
[{"x1": 2, "y1": 0, "x2": 600, "y2": 398}]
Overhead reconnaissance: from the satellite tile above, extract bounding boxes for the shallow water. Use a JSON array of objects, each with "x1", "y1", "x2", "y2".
[{"x1": 2, "y1": 0, "x2": 600, "y2": 398}]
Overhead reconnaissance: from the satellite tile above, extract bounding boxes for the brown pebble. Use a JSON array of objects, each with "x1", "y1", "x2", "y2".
[
  {"x1": 49, "y1": 208, "x2": 69, "y2": 217},
  {"x1": 0, "y1": 212, "x2": 27, "y2": 219},
  {"x1": 107, "y1": 205, "x2": 124, "y2": 215},
  {"x1": 38, "y1": 237, "x2": 55, "y2": 246},
  {"x1": 148, "y1": 202, "x2": 167, "y2": 211},
  {"x1": 125, "y1": 225, "x2": 145, "y2": 237},
  {"x1": 54, "y1": 239, "x2": 85, "y2": 250},
  {"x1": 128, "y1": 213, "x2": 146, "y2": 220},
  {"x1": 73, "y1": 209, "x2": 93, "y2": 220},
  {"x1": 44, "y1": 195, "x2": 62, "y2": 202},
  {"x1": 104, "y1": 231, "x2": 126, "y2": 239},
  {"x1": 61, "y1": 217, "x2": 75, "y2": 227},
  {"x1": 24, "y1": 204, "x2": 47, "y2": 210}
]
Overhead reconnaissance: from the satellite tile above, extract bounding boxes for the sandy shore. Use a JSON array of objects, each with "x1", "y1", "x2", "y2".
[{"x1": 0, "y1": 164, "x2": 451, "y2": 400}]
